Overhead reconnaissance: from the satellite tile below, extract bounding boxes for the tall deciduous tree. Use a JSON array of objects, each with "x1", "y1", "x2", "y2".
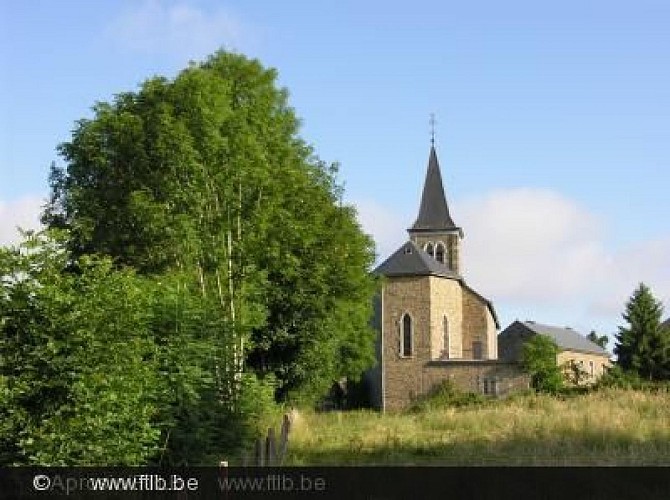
[
  {"x1": 614, "y1": 283, "x2": 670, "y2": 381},
  {"x1": 43, "y1": 50, "x2": 377, "y2": 403}
]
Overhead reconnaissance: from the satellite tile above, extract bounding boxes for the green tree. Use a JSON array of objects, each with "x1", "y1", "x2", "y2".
[
  {"x1": 0, "y1": 231, "x2": 276, "y2": 465},
  {"x1": 520, "y1": 335, "x2": 563, "y2": 393},
  {"x1": 587, "y1": 330, "x2": 608, "y2": 349},
  {"x1": 614, "y1": 283, "x2": 670, "y2": 381},
  {"x1": 43, "y1": 50, "x2": 377, "y2": 403},
  {"x1": 0, "y1": 231, "x2": 161, "y2": 465}
]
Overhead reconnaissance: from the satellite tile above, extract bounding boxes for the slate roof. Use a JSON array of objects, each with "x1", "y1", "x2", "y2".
[
  {"x1": 520, "y1": 321, "x2": 610, "y2": 356},
  {"x1": 410, "y1": 146, "x2": 461, "y2": 233},
  {"x1": 374, "y1": 240, "x2": 500, "y2": 328},
  {"x1": 373, "y1": 240, "x2": 460, "y2": 279}
]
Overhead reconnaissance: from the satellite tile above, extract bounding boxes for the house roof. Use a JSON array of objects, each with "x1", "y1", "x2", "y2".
[
  {"x1": 374, "y1": 240, "x2": 500, "y2": 329},
  {"x1": 374, "y1": 240, "x2": 460, "y2": 279},
  {"x1": 409, "y1": 146, "x2": 461, "y2": 234},
  {"x1": 520, "y1": 321, "x2": 610, "y2": 356}
]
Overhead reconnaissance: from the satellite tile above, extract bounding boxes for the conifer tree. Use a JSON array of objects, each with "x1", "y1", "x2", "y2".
[{"x1": 614, "y1": 283, "x2": 670, "y2": 381}]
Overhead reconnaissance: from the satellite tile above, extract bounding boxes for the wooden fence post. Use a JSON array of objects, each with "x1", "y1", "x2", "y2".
[
  {"x1": 266, "y1": 427, "x2": 276, "y2": 466},
  {"x1": 243, "y1": 413, "x2": 292, "y2": 466}
]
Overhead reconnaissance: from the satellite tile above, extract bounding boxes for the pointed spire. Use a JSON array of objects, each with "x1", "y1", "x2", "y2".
[{"x1": 410, "y1": 146, "x2": 459, "y2": 232}]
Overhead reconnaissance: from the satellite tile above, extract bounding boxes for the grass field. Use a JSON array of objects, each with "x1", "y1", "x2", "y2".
[{"x1": 284, "y1": 388, "x2": 670, "y2": 465}]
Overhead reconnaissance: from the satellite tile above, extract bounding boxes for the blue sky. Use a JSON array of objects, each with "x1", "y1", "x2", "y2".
[{"x1": 2, "y1": 0, "x2": 669, "y2": 345}]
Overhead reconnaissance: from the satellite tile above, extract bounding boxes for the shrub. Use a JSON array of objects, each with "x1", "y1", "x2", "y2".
[
  {"x1": 596, "y1": 365, "x2": 670, "y2": 393},
  {"x1": 520, "y1": 335, "x2": 564, "y2": 393}
]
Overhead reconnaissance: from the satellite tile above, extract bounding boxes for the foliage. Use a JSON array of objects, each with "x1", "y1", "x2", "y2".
[
  {"x1": 596, "y1": 365, "x2": 670, "y2": 392},
  {"x1": 614, "y1": 283, "x2": 670, "y2": 381},
  {"x1": 562, "y1": 359, "x2": 590, "y2": 386},
  {"x1": 0, "y1": 231, "x2": 280, "y2": 465},
  {"x1": 409, "y1": 380, "x2": 487, "y2": 413},
  {"x1": 587, "y1": 330, "x2": 608, "y2": 349},
  {"x1": 520, "y1": 334, "x2": 564, "y2": 393},
  {"x1": 43, "y1": 50, "x2": 378, "y2": 404},
  {"x1": 0, "y1": 231, "x2": 161, "y2": 465}
]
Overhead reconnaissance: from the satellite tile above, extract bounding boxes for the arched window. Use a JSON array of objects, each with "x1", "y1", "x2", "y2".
[
  {"x1": 442, "y1": 316, "x2": 449, "y2": 359},
  {"x1": 435, "y1": 242, "x2": 446, "y2": 264},
  {"x1": 424, "y1": 242, "x2": 434, "y2": 258},
  {"x1": 400, "y1": 313, "x2": 413, "y2": 357}
]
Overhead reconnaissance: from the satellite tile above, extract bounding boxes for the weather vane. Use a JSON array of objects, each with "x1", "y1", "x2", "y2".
[{"x1": 429, "y1": 113, "x2": 436, "y2": 146}]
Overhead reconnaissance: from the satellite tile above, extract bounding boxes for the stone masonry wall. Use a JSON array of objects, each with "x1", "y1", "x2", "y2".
[
  {"x1": 428, "y1": 276, "x2": 463, "y2": 359},
  {"x1": 461, "y1": 287, "x2": 489, "y2": 359},
  {"x1": 424, "y1": 361, "x2": 529, "y2": 398},
  {"x1": 385, "y1": 360, "x2": 529, "y2": 411},
  {"x1": 381, "y1": 276, "x2": 432, "y2": 411}
]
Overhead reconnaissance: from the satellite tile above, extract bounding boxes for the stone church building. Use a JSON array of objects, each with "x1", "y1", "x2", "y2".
[{"x1": 367, "y1": 146, "x2": 528, "y2": 411}]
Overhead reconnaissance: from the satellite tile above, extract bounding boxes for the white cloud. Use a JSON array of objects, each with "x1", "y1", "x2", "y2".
[
  {"x1": 354, "y1": 187, "x2": 670, "y2": 330},
  {"x1": 0, "y1": 195, "x2": 45, "y2": 247},
  {"x1": 457, "y1": 188, "x2": 610, "y2": 302},
  {"x1": 107, "y1": 0, "x2": 252, "y2": 59},
  {"x1": 587, "y1": 236, "x2": 670, "y2": 318}
]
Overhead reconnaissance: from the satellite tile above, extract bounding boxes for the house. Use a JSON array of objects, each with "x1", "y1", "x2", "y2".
[
  {"x1": 498, "y1": 320, "x2": 612, "y2": 382},
  {"x1": 366, "y1": 145, "x2": 528, "y2": 411}
]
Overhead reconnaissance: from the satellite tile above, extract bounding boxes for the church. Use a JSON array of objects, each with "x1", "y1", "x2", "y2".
[{"x1": 367, "y1": 145, "x2": 528, "y2": 411}]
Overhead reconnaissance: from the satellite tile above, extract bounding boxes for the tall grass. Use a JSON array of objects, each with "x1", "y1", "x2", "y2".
[{"x1": 285, "y1": 388, "x2": 670, "y2": 465}]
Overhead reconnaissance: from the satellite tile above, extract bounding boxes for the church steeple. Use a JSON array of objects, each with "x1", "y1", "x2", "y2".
[
  {"x1": 410, "y1": 146, "x2": 460, "y2": 233},
  {"x1": 408, "y1": 145, "x2": 463, "y2": 274}
]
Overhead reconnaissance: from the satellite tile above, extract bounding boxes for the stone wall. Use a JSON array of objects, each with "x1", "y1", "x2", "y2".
[
  {"x1": 446, "y1": 233, "x2": 460, "y2": 274},
  {"x1": 384, "y1": 360, "x2": 529, "y2": 411},
  {"x1": 381, "y1": 276, "x2": 432, "y2": 411},
  {"x1": 428, "y1": 276, "x2": 463, "y2": 359},
  {"x1": 379, "y1": 272, "x2": 511, "y2": 410},
  {"x1": 461, "y1": 287, "x2": 497, "y2": 360}
]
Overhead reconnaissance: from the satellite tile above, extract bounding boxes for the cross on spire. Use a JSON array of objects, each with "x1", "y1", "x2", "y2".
[{"x1": 429, "y1": 113, "x2": 436, "y2": 146}]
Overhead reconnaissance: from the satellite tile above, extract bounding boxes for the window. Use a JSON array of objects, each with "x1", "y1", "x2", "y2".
[
  {"x1": 589, "y1": 361, "x2": 594, "y2": 377},
  {"x1": 482, "y1": 379, "x2": 498, "y2": 396},
  {"x1": 400, "y1": 313, "x2": 413, "y2": 357},
  {"x1": 435, "y1": 242, "x2": 445, "y2": 264},
  {"x1": 472, "y1": 340, "x2": 483, "y2": 360},
  {"x1": 424, "y1": 242, "x2": 434, "y2": 258}
]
